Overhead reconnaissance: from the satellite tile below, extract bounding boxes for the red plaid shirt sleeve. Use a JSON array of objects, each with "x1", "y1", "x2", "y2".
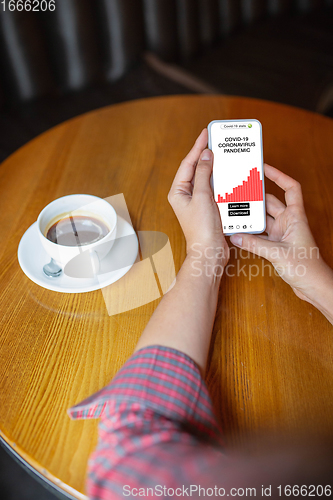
[{"x1": 68, "y1": 345, "x2": 225, "y2": 499}]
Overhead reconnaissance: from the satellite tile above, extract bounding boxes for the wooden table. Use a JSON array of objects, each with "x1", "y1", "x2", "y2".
[{"x1": 1, "y1": 95, "x2": 333, "y2": 498}]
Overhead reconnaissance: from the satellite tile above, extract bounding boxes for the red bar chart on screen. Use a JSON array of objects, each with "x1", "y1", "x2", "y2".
[{"x1": 217, "y1": 167, "x2": 263, "y2": 203}]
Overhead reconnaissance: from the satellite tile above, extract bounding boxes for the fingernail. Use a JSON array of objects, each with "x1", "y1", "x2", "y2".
[
  {"x1": 230, "y1": 234, "x2": 242, "y2": 246},
  {"x1": 201, "y1": 149, "x2": 212, "y2": 161}
]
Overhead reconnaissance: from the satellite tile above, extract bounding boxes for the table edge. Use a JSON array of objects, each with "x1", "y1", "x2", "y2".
[
  {"x1": 0, "y1": 431, "x2": 87, "y2": 500},
  {"x1": 1, "y1": 93, "x2": 332, "y2": 170}
]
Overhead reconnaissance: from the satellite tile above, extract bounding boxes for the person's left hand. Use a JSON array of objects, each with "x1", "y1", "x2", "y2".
[{"x1": 168, "y1": 128, "x2": 229, "y2": 268}]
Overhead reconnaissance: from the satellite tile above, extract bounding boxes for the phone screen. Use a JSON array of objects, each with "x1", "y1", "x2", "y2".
[{"x1": 208, "y1": 119, "x2": 266, "y2": 235}]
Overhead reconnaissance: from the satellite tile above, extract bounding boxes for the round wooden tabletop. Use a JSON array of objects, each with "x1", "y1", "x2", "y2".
[{"x1": 1, "y1": 95, "x2": 333, "y2": 498}]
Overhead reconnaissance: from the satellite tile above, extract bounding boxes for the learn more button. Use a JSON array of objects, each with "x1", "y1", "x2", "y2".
[{"x1": 228, "y1": 203, "x2": 250, "y2": 209}]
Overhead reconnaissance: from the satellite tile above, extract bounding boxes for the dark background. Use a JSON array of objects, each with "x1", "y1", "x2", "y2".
[{"x1": 0, "y1": 0, "x2": 333, "y2": 498}]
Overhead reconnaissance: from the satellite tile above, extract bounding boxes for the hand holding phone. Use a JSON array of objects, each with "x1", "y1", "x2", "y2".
[
  {"x1": 168, "y1": 128, "x2": 229, "y2": 264},
  {"x1": 208, "y1": 119, "x2": 266, "y2": 235}
]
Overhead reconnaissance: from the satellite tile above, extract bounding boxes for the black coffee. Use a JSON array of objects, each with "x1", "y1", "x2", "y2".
[{"x1": 46, "y1": 215, "x2": 109, "y2": 246}]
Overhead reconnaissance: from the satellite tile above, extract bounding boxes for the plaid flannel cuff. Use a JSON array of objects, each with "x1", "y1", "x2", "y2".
[{"x1": 67, "y1": 345, "x2": 222, "y2": 443}]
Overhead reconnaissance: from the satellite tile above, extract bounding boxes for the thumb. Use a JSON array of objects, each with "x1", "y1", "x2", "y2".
[
  {"x1": 230, "y1": 233, "x2": 278, "y2": 262},
  {"x1": 192, "y1": 149, "x2": 214, "y2": 197}
]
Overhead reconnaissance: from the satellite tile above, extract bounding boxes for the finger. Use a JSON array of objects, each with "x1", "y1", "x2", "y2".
[
  {"x1": 237, "y1": 233, "x2": 270, "y2": 241},
  {"x1": 192, "y1": 149, "x2": 214, "y2": 197},
  {"x1": 264, "y1": 164, "x2": 304, "y2": 207},
  {"x1": 229, "y1": 232, "x2": 279, "y2": 261},
  {"x1": 170, "y1": 128, "x2": 208, "y2": 194},
  {"x1": 266, "y1": 193, "x2": 286, "y2": 219},
  {"x1": 265, "y1": 214, "x2": 275, "y2": 235}
]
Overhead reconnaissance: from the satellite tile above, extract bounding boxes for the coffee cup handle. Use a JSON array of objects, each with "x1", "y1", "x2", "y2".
[{"x1": 89, "y1": 250, "x2": 100, "y2": 276}]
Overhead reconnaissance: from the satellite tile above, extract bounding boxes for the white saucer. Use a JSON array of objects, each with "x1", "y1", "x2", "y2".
[{"x1": 17, "y1": 216, "x2": 139, "y2": 293}]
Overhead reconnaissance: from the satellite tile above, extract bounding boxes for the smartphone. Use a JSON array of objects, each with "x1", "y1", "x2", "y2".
[{"x1": 208, "y1": 119, "x2": 266, "y2": 236}]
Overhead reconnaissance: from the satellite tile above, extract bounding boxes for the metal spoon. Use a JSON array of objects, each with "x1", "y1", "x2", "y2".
[{"x1": 43, "y1": 258, "x2": 62, "y2": 278}]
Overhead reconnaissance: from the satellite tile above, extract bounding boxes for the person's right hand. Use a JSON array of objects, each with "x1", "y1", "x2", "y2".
[{"x1": 229, "y1": 164, "x2": 333, "y2": 304}]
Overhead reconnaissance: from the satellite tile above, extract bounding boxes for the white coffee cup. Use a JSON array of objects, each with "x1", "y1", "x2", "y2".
[{"x1": 37, "y1": 194, "x2": 117, "y2": 276}]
